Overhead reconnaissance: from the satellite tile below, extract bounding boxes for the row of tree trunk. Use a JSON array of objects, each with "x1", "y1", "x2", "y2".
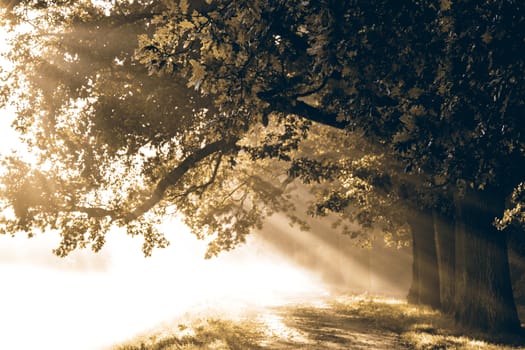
[{"x1": 407, "y1": 186, "x2": 521, "y2": 333}]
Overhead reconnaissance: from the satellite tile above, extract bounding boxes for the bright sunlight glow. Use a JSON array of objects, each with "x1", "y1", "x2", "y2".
[
  {"x1": 0, "y1": 23, "x2": 328, "y2": 350},
  {"x1": 0, "y1": 10, "x2": 411, "y2": 350},
  {"x1": 0, "y1": 217, "x2": 329, "y2": 350}
]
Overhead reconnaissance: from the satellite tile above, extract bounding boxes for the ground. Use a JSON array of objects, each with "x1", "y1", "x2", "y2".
[
  {"x1": 112, "y1": 295, "x2": 525, "y2": 350},
  {"x1": 258, "y1": 302, "x2": 402, "y2": 349}
]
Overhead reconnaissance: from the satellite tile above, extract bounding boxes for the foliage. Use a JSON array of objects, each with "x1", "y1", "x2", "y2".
[
  {"x1": 497, "y1": 182, "x2": 525, "y2": 230},
  {"x1": 1, "y1": 0, "x2": 525, "y2": 257},
  {"x1": 0, "y1": 0, "x2": 314, "y2": 256},
  {"x1": 137, "y1": 0, "x2": 525, "y2": 213},
  {"x1": 285, "y1": 124, "x2": 412, "y2": 246}
]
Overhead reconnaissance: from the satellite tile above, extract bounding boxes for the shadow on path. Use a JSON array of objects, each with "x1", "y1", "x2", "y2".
[{"x1": 258, "y1": 303, "x2": 407, "y2": 349}]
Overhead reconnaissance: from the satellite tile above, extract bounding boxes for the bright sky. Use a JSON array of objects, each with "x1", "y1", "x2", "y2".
[{"x1": 0, "y1": 219, "x2": 328, "y2": 350}]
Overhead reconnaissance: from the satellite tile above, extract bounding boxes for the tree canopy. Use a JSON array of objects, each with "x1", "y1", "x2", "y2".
[
  {"x1": 0, "y1": 0, "x2": 337, "y2": 257},
  {"x1": 0, "y1": 0, "x2": 403, "y2": 257},
  {"x1": 0, "y1": 0, "x2": 524, "y2": 269},
  {"x1": 2, "y1": 0, "x2": 525, "y2": 333}
]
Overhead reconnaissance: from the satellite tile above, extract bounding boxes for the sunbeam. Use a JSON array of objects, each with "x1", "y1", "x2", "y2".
[
  {"x1": 0, "y1": 216, "x2": 332, "y2": 350},
  {"x1": 257, "y1": 211, "x2": 412, "y2": 297},
  {"x1": 0, "y1": 18, "x2": 333, "y2": 350},
  {"x1": 0, "y1": 106, "x2": 410, "y2": 350}
]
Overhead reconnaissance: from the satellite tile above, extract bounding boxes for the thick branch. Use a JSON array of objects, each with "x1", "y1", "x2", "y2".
[
  {"x1": 125, "y1": 138, "x2": 237, "y2": 222},
  {"x1": 173, "y1": 153, "x2": 223, "y2": 199},
  {"x1": 71, "y1": 206, "x2": 115, "y2": 218},
  {"x1": 259, "y1": 94, "x2": 348, "y2": 130}
]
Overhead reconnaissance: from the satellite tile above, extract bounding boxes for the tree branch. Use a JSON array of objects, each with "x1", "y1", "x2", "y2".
[
  {"x1": 173, "y1": 152, "x2": 223, "y2": 199},
  {"x1": 70, "y1": 206, "x2": 115, "y2": 218},
  {"x1": 259, "y1": 94, "x2": 348, "y2": 130},
  {"x1": 124, "y1": 138, "x2": 237, "y2": 222},
  {"x1": 290, "y1": 76, "x2": 329, "y2": 99}
]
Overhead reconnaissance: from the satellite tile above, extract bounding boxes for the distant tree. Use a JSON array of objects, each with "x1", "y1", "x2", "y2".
[{"x1": 1, "y1": 0, "x2": 525, "y2": 333}]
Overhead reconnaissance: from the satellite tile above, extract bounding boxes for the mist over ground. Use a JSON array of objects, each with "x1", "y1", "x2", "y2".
[{"x1": 0, "y1": 214, "x2": 411, "y2": 350}]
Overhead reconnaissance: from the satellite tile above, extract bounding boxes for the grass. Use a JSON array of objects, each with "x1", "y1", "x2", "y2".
[
  {"x1": 328, "y1": 295, "x2": 525, "y2": 349},
  {"x1": 113, "y1": 318, "x2": 265, "y2": 350},
  {"x1": 110, "y1": 295, "x2": 525, "y2": 350}
]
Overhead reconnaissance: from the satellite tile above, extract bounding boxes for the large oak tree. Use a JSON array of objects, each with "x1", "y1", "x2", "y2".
[{"x1": 1, "y1": 0, "x2": 525, "y2": 333}]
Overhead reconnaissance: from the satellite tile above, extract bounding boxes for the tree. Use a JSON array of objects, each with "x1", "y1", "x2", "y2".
[
  {"x1": 126, "y1": 0, "x2": 525, "y2": 332},
  {"x1": 0, "y1": 0, "x2": 310, "y2": 259},
  {"x1": 0, "y1": 0, "x2": 408, "y2": 255},
  {"x1": 2, "y1": 0, "x2": 525, "y2": 333},
  {"x1": 291, "y1": 129, "x2": 442, "y2": 308}
]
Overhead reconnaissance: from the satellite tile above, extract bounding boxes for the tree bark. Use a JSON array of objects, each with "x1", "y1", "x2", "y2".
[
  {"x1": 454, "y1": 186, "x2": 521, "y2": 332},
  {"x1": 407, "y1": 208, "x2": 441, "y2": 309},
  {"x1": 433, "y1": 209, "x2": 456, "y2": 313},
  {"x1": 407, "y1": 228, "x2": 420, "y2": 304}
]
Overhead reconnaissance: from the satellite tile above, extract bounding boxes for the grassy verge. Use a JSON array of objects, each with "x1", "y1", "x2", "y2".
[
  {"x1": 110, "y1": 295, "x2": 525, "y2": 350},
  {"x1": 112, "y1": 317, "x2": 265, "y2": 350},
  {"x1": 329, "y1": 295, "x2": 525, "y2": 349}
]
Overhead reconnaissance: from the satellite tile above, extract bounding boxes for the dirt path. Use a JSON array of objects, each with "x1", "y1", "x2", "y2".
[
  {"x1": 113, "y1": 295, "x2": 525, "y2": 350},
  {"x1": 253, "y1": 303, "x2": 408, "y2": 349}
]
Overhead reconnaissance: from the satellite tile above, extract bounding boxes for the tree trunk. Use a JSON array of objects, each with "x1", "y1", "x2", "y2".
[
  {"x1": 433, "y1": 209, "x2": 456, "y2": 313},
  {"x1": 407, "y1": 226, "x2": 420, "y2": 304},
  {"x1": 407, "y1": 208, "x2": 441, "y2": 309},
  {"x1": 454, "y1": 186, "x2": 521, "y2": 332}
]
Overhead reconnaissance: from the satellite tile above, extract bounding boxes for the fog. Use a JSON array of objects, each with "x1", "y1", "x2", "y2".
[
  {"x1": 0, "y1": 214, "x2": 411, "y2": 350},
  {"x1": 0, "y1": 105, "x2": 411, "y2": 350},
  {"x1": 259, "y1": 213, "x2": 412, "y2": 296},
  {"x1": 0, "y1": 23, "x2": 413, "y2": 350}
]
